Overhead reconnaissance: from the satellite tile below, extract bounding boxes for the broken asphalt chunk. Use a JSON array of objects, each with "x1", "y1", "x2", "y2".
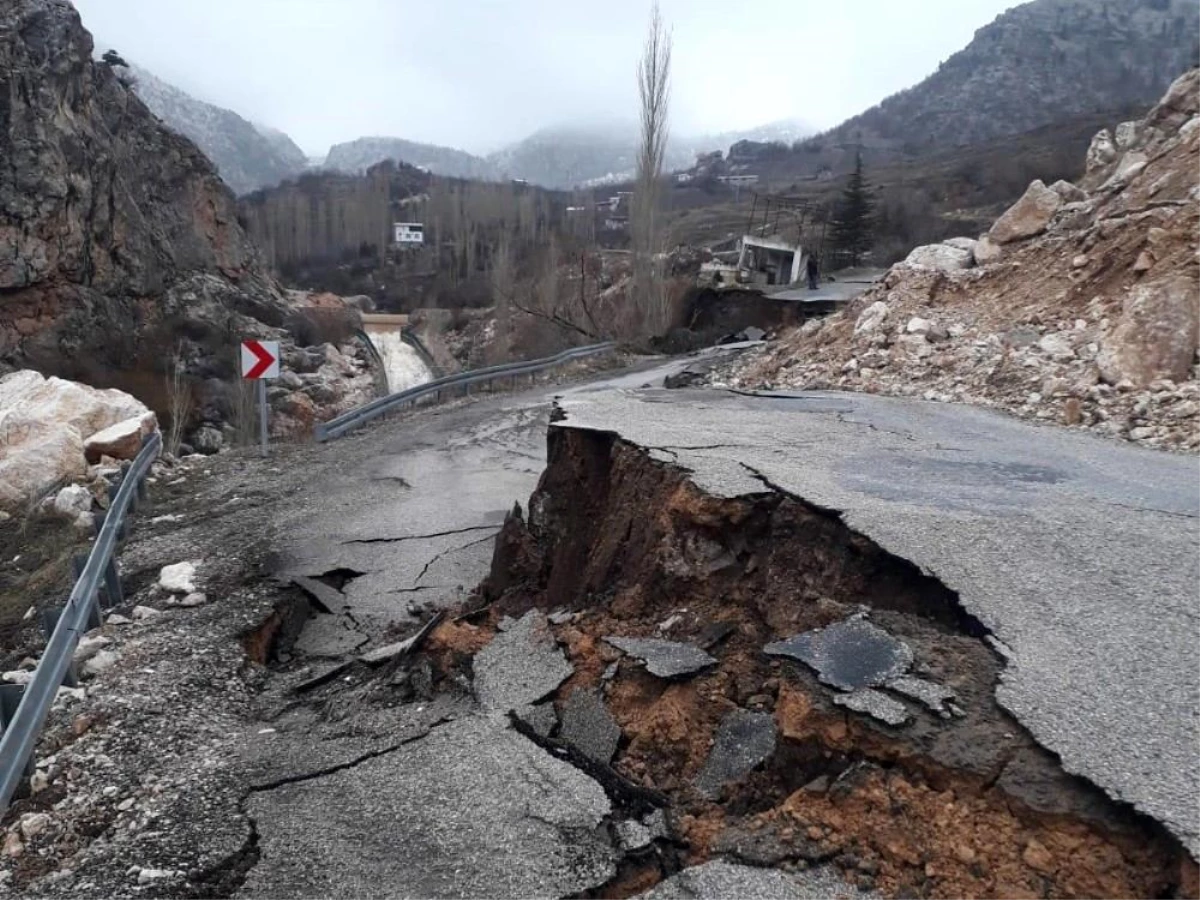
[
  {"x1": 694, "y1": 709, "x2": 777, "y2": 799},
  {"x1": 887, "y1": 675, "x2": 956, "y2": 717},
  {"x1": 763, "y1": 616, "x2": 913, "y2": 690},
  {"x1": 474, "y1": 610, "x2": 572, "y2": 712},
  {"x1": 832, "y1": 688, "x2": 912, "y2": 726},
  {"x1": 360, "y1": 611, "x2": 445, "y2": 665},
  {"x1": 513, "y1": 702, "x2": 558, "y2": 739},
  {"x1": 560, "y1": 689, "x2": 621, "y2": 764},
  {"x1": 604, "y1": 636, "x2": 717, "y2": 679},
  {"x1": 639, "y1": 860, "x2": 867, "y2": 899}
]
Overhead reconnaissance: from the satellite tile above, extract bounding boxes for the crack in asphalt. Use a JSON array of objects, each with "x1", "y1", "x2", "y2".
[
  {"x1": 341, "y1": 524, "x2": 499, "y2": 545},
  {"x1": 414, "y1": 530, "x2": 501, "y2": 585},
  {"x1": 247, "y1": 714, "x2": 459, "y2": 795}
]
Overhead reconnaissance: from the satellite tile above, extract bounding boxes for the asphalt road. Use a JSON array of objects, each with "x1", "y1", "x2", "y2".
[{"x1": 557, "y1": 387, "x2": 1200, "y2": 856}]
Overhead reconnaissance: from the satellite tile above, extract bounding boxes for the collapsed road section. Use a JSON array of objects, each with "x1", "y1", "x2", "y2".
[{"x1": 429, "y1": 387, "x2": 1197, "y2": 898}]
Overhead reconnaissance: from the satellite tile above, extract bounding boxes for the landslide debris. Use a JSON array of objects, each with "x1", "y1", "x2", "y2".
[
  {"x1": 439, "y1": 425, "x2": 1196, "y2": 898},
  {"x1": 713, "y1": 69, "x2": 1200, "y2": 453}
]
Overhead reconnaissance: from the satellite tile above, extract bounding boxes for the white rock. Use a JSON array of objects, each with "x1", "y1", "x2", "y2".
[
  {"x1": 73, "y1": 634, "x2": 112, "y2": 664},
  {"x1": 1037, "y1": 333, "x2": 1076, "y2": 361},
  {"x1": 973, "y1": 234, "x2": 1003, "y2": 264},
  {"x1": 854, "y1": 301, "x2": 889, "y2": 335},
  {"x1": 106, "y1": 613, "x2": 132, "y2": 625},
  {"x1": 83, "y1": 412, "x2": 157, "y2": 464},
  {"x1": 1086, "y1": 128, "x2": 1118, "y2": 175},
  {"x1": 179, "y1": 592, "x2": 207, "y2": 607},
  {"x1": 18, "y1": 812, "x2": 50, "y2": 840},
  {"x1": 131, "y1": 605, "x2": 161, "y2": 620},
  {"x1": 0, "y1": 371, "x2": 149, "y2": 514},
  {"x1": 137, "y1": 868, "x2": 177, "y2": 885},
  {"x1": 903, "y1": 241, "x2": 973, "y2": 271},
  {"x1": 29, "y1": 771, "x2": 49, "y2": 794},
  {"x1": 81, "y1": 649, "x2": 118, "y2": 677},
  {"x1": 2, "y1": 671, "x2": 33, "y2": 685},
  {"x1": 117, "y1": 798, "x2": 135, "y2": 811},
  {"x1": 52, "y1": 484, "x2": 93, "y2": 519},
  {"x1": 989, "y1": 180, "x2": 1063, "y2": 244},
  {"x1": 1114, "y1": 120, "x2": 1141, "y2": 150},
  {"x1": 158, "y1": 561, "x2": 197, "y2": 594},
  {"x1": 906, "y1": 317, "x2": 935, "y2": 335}
]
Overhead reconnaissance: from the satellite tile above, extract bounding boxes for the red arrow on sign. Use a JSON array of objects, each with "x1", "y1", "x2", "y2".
[{"x1": 243, "y1": 340, "x2": 277, "y2": 379}]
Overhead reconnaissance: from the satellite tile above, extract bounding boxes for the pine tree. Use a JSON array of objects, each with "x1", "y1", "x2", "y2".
[{"x1": 830, "y1": 152, "x2": 875, "y2": 267}]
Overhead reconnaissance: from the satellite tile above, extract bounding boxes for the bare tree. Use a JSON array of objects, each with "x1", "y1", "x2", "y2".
[
  {"x1": 631, "y1": 2, "x2": 672, "y2": 336},
  {"x1": 164, "y1": 343, "x2": 192, "y2": 457}
]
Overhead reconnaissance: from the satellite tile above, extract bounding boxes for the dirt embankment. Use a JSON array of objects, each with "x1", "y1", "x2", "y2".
[{"x1": 434, "y1": 425, "x2": 1196, "y2": 899}]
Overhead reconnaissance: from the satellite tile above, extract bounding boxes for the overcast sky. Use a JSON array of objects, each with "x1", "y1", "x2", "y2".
[{"x1": 74, "y1": 0, "x2": 1021, "y2": 157}]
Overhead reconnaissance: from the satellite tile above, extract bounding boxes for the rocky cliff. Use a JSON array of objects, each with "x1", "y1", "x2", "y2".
[
  {"x1": 814, "y1": 0, "x2": 1197, "y2": 155},
  {"x1": 125, "y1": 64, "x2": 308, "y2": 195},
  {"x1": 0, "y1": 0, "x2": 373, "y2": 449},
  {"x1": 716, "y1": 69, "x2": 1200, "y2": 453}
]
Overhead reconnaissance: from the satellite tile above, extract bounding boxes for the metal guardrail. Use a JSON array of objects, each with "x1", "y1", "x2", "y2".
[
  {"x1": 316, "y1": 342, "x2": 617, "y2": 442},
  {"x1": 0, "y1": 431, "x2": 161, "y2": 813}
]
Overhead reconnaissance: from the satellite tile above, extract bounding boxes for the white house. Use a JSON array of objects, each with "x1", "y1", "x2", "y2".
[{"x1": 393, "y1": 222, "x2": 425, "y2": 245}]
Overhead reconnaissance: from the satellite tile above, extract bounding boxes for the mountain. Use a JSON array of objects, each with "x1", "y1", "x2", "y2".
[
  {"x1": 688, "y1": 118, "x2": 815, "y2": 155},
  {"x1": 113, "y1": 61, "x2": 307, "y2": 194},
  {"x1": 486, "y1": 125, "x2": 695, "y2": 189},
  {"x1": 323, "y1": 136, "x2": 498, "y2": 180},
  {"x1": 810, "y1": 0, "x2": 1197, "y2": 154}
]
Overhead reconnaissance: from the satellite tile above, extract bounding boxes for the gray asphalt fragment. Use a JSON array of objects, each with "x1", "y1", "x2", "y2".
[
  {"x1": 637, "y1": 860, "x2": 871, "y2": 899},
  {"x1": 833, "y1": 688, "x2": 913, "y2": 726},
  {"x1": 557, "y1": 388, "x2": 1200, "y2": 852},
  {"x1": 560, "y1": 689, "x2": 622, "y2": 764},
  {"x1": 763, "y1": 616, "x2": 913, "y2": 690},
  {"x1": 474, "y1": 610, "x2": 573, "y2": 712},
  {"x1": 888, "y1": 675, "x2": 957, "y2": 717},
  {"x1": 695, "y1": 709, "x2": 778, "y2": 799},
  {"x1": 605, "y1": 636, "x2": 718, "y2": 678},
  {"x1": 242, "y1": 716, "x2": 615, "y2": 899}
]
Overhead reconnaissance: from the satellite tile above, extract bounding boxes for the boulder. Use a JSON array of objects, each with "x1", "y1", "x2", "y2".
[
  {"x1": 0, "y1": 371, "x2": 148, "y2": 440},
  {"x1": 53, "y1": 484, "x2": 93, "y2": 519},
  {"x1": 904, "y1": 241, "x2": 974, "y2": 271},
  {"x1": 159, "y1": 561, "x2": 197, "y2": 594},
  {"x1": 192, "y1": 424, "x2": 224, "y2": 455},
  {"x1": 1114, "y1": 121, "x2": 1141, "y2": 150},
  {"x1": 83, "y1": 412, "x2": 158, "y2": 463},
  {"x1": 1097, "y1": 276, "x2": 1200, "y2": 389},
  {"x1": 1085, "y1": 129, "x2": 1118, "y2": 176},
  {"x1": 973, "y1": 234, "x2": 1004, "y2": 265},
  {"x1": 988, "y1": 180, "x2": 1063, "y2": 244},
  {"x1": 1048, "y1": 180, "x2": 1086, "y2": 203},
  {"x1": 854, "y1": 301, "x2": 890, "y2": 335},
  {"x1": 0, "y1": 371, "x2": 150, "y2": 513}
]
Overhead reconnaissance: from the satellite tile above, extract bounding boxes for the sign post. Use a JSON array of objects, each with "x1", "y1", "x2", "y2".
[{"x1": 240, "y1": 340, "x2": 280, "y2": 457}]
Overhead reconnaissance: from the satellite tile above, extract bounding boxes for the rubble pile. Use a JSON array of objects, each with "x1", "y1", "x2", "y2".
[{"x1": 715, "y1": 69, "x2": 1200, "y2": 452}]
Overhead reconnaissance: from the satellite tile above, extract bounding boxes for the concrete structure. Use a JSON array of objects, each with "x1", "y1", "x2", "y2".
[
  {"x1": 736, "y1": 234, "x2": 805, "y2": 286},
  {"x1": 392, "y1": 222, "x2": 424, "y2": 245}
]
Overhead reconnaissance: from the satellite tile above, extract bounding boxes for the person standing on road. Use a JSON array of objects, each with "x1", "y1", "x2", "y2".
[{"x1": 805, "y1": 253, "x2": 820, "y2": 290}]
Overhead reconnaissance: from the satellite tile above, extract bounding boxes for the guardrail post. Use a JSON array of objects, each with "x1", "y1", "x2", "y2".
[
  {"x1": 0, "y1": 686, "x2": 33, "y2": 781},
  {"x1": 101, "y1": 558, "x2": 123, "y2": 609},
  {"x1": 36, "y1": 609, "x2": 78, "y2": 688}
]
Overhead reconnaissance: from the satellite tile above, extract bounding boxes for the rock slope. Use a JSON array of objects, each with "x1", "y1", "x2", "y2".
[
  {"x1": 717, "y1": 69, "x2": 1200, "y2": 453},
  {"x1": 0, "y1": 0, "x2": 378, "y2": 448}
]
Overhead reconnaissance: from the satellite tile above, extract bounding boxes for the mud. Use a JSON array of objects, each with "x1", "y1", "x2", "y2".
[{"x1": 454, "y1": 425, "x2": 1196, "y2": 899}]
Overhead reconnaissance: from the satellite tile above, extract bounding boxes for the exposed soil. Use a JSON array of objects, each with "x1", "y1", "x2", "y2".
[{"x1": 447, "y1": 424, "x2": 1196, "y2": 899}]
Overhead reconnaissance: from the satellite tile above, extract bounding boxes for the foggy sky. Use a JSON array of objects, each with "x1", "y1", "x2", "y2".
[{"x1": 73, "y1": 0, "x2": 1021, "y2": 157}]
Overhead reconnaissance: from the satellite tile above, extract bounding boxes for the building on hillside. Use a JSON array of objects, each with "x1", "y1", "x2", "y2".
[
  {"x1": 736, "y1": 234, "x2": 804, "y2": 286},
  {"x1": 392, "y1": 222, "x2": 425, "y2": 245}
]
